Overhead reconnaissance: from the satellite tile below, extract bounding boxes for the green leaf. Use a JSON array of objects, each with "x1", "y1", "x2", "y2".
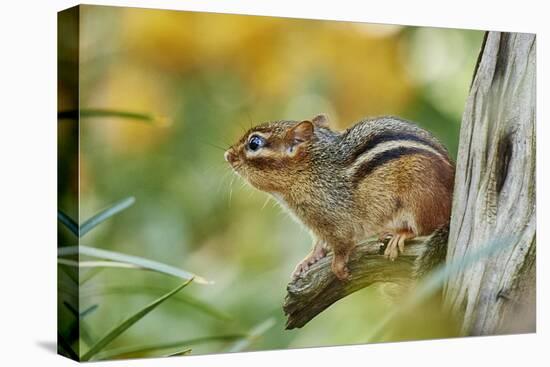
[
  {"x1": 227, "y1": 318, "x2": 276, "y2": 353},
  {"x1": 81, "y1": 280, "x2": 192, "y2": 361},
  {"x1": 58, "y1": 210, "x2": 78, "y2": 236},
  {"x1": 58, "y1": 245, "x2": 211, "y2": 285},
  {"x1": 58, "y1": 109, "x2": 168, "y2": 125},
  {"x1": 80, "y1": 197, "x2": 135, "y2": 237},
  {"x1": 80, "y1": 285, "x2": 230, "y2": 321},
  {"x1": 96, "y1": 335, "x2": 243, "y2": 360}
]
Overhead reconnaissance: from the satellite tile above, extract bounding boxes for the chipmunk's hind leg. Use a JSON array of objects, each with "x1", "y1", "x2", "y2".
[
  {"x1": 331, "y1": 244, "x2": 354, "y2": 281},
  {"x1": 383, "y1": 230, "x2": 415, "y2": 261}
]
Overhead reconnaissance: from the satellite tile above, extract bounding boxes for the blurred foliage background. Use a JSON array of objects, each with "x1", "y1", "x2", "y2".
[{"x1": 59, "y1": 5, "x2": 484, "y2": 359}]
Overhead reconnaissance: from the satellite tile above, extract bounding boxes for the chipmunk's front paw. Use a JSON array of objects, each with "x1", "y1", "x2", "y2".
[
  {"x1": 292, "y1": 261, "x2": 308, "y2": 279},
  {"x1": 292, "y1": 246, "x2": 327, "y2": 279}
]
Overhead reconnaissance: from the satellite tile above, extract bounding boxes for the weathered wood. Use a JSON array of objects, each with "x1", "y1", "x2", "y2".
[
  {"x1": 443, "y1": 32, "x2": 536, "y2": 335},
  {"x1": 283, "y1": 237, "x2": 428, "y2": 329}
]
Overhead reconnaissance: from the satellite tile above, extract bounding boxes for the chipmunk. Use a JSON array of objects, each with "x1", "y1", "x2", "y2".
[{"x1": 224, "y1": 114, "x2": 454, "y2": 281}]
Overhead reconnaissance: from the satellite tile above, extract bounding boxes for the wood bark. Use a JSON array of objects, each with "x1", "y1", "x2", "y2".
[
  {"x1": 443, "y1": 31, "x2": 536, "y2": 335},
  {"x1": 283, "y1": 31, "x2": 536, "y2": 336}
]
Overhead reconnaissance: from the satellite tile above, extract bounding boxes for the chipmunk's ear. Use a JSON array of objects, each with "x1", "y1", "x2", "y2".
[
  {"x1": 287, "y1": 120, "x2": 314, "y2": 142},
  {"x1": 285, "y1": 121, "x2": 314, "y2": 153},
  {"x1": 311, "y1": 114, "x2": 330, "y2": 128}
]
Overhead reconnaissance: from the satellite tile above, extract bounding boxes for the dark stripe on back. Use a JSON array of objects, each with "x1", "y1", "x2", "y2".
[
  {"x1": 346, "y1": 131, "x2": 447, "y2": 165},
  {"x1": 352, "y1": 146, "x2": 441, "y2": 185}
]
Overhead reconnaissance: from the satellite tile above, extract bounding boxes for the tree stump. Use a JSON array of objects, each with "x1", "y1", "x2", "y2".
[{"x1": 443, "y1": 31, "x2": 536, "y2": 335}]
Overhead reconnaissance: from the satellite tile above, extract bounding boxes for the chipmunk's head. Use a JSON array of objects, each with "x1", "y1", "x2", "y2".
[{"x1": 225, "y1": 114, "x2": 329, "y2": 193}]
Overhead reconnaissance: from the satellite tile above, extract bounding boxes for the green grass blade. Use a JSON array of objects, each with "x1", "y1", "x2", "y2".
[
  {"x1": 81, "y1": 280, "x2": 192, "y2": 361},
  {"x1": 170, "y1": 291, "x2": 230, "y2": 320},
  {"x1": 58, "y1": 284, "x2": 77, "y2": 298},
  {"x1": 58, "y1": 259, "x2": 141, "y2": 270},
  {"x1": 165, "y1": 348, "x2": 192, "y2": 357},
  {"x1": 80, "y1": 285, "x2": 230, "y2": 320},
  {"x1": 58, "y1": 109, "x2": 168, "y2": 125},
  {"x1": 227, "y1": 318, "x2": 276, "y2": 353},
  {"x1": 80, "y1": 324, "x2": 96, "y2": 349},
  {"x1": 58, "y1": 210, "x2": 78, "y2": 236},
  {"x1": 58, "y1": 332, "x2": 79, "y2": 360},
  {"x1": 96, "y1": 335, "x2": 243, "y2": 360},
  {"x1": 63, "y1": 301, "x2": 79, "y2": 319},
  {"x1": 80, "y1": 197, "x2": 135, "y2": 237},
  {"x1": 79, "y1": 268, "x2": 104, "y2": 285},
  {"x1": 62, "y1": 302, "x2": 97, "y2": 348},
  {"x1": 58, "y1": 245, "x2": 211, "y2": 285},
  {"x1": 58, "y1": 267, "x2": 78, "y2": 298},
  {"x1": 58, "y1": 266, "x2": 78, "y2": 286},
  {"x1": 80, "y1": 304, "x2": 99, "y2": 319}
]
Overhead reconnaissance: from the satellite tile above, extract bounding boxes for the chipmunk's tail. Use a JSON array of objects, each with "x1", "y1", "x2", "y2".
[{"x1": 412, "y1": 224, "x2": 450, "y2": 279}]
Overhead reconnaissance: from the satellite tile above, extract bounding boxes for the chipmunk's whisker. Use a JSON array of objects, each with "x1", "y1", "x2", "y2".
[
  {"x1": 228, "y1": 171, "x2": 239, "y2": 207},
  {"x1": 235, "y1": 118, "x2": 248, "y2": 134},
  {"x1": 261, "y1": 196, "x2": 272, "y2": 210},
  {"x1": 246, "y1": 110, "x2": 254, "y2": 130},
  {"x1": 201, "y1": 140, "x2": 230, "y2": 152},
  {"x1": 217, "y1": 168, "x2": 232, "y2": 194}
]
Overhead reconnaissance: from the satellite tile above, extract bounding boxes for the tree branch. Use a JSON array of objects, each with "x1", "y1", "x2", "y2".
[{"x1": 283, "y1": 237, "x2": 429, "y2": 329}]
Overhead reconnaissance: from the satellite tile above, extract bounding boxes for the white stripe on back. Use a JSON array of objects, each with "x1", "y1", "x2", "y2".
[{"x1": 346, "y1": 140, "x2": 446, "y2": 176}]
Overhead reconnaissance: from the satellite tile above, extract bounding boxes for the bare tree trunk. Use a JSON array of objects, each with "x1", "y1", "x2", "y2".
[
  {"x1": 283, "y1": 31, "x2": 536, "y2": 337},
  {"x1": 443, "y1": 31, "x2": 536, "y2": 335}
]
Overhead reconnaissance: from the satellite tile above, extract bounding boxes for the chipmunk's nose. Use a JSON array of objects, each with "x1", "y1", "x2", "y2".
[{"x1": 224, "y1": 149, "x2": 237, "y2": 165}]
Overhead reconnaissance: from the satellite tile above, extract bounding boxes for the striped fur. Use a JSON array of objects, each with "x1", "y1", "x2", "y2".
[
  {"x1": 339, "y1": 117, "x2": 452, "y2": 185},
  {"x1": 348, "y1": 140, "x2": 449, "y2": 184},
  {"x1": 346, "y1": 131, "x2": 448, "y2": 165}
]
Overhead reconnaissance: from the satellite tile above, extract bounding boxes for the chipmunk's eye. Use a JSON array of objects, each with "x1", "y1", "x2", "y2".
[{"x1": 247, "y1": 135, "x2": 266, "y2": 151}]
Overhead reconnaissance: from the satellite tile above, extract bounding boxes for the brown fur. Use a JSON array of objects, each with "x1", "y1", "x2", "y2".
[{"x1": 225, "y1": 115, "x2": 455, "y2": 280}]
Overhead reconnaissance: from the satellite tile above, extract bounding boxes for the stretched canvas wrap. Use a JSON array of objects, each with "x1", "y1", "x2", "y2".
[{"x1": 57, "y1": 5, "x2": 536, "y2": 362}]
